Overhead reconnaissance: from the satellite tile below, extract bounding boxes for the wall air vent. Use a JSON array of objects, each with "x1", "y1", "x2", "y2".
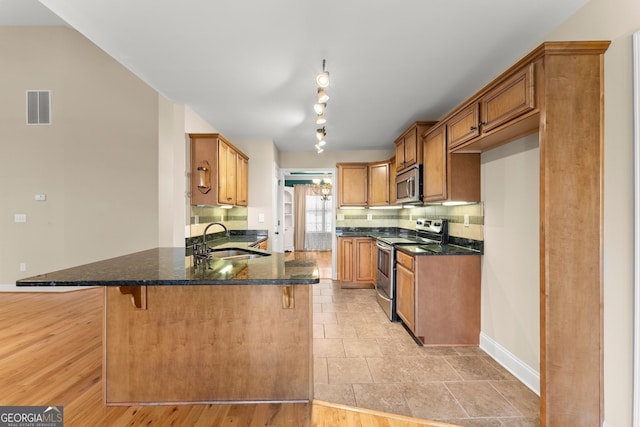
[{"x1": 26, "y1": 90, "x2": 51, "y2": 125}]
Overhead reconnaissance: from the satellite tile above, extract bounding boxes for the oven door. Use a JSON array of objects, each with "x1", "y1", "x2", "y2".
[{"x1": 375, "y1": 241, "x2": 395, "y2": 320}]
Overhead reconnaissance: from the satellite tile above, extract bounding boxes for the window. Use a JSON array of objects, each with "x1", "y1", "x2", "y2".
[{"x1": 305, "y1": 195, "x2": 332, "y2": 232}]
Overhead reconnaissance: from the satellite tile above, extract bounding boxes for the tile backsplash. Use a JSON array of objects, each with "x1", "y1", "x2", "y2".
[{"x1": 337, "y1": 203, "x2": 484, "y2": 241}]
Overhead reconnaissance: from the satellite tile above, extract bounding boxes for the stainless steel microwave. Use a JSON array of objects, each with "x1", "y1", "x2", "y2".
[{"x1": 395, "y1": 165, "x2": 422, "y2": 204}]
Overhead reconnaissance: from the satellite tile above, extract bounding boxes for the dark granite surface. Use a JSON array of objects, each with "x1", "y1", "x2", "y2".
[
  {"x1": 335, "y1": 227, "x2": 484, "y2": 254},
  {"x1": 396, "y1": 244, "x2": 481, "y2": 256},
  {"x1": 16, "y1": 246, "x2": 318, "y2": 287}
]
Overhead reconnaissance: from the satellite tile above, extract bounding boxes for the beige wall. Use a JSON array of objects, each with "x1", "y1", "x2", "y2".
[
  {"x1": 480, "y1": 134, "x2": 540, "y2": 377},
  {"x1": 0, "y1": 27, "x2": 159, "y2": 285}
]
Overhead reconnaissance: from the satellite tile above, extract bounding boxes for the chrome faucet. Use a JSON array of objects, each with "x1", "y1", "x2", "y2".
[
  {"x1": 202, "y1": 222, "x2": 230, "y2": 244},
  {"x1": 193, "y1": 222, "x2": 230, "y2": 268}
]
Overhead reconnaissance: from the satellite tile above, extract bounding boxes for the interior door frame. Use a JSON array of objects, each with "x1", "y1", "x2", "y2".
[{"x1": 632, "y1": 29, "x2": 640, "y2": 427}]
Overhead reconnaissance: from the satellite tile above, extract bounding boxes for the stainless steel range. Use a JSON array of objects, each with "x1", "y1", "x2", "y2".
[{"x1": 375, "y1": 219, "x2": 448, "y2": 320}]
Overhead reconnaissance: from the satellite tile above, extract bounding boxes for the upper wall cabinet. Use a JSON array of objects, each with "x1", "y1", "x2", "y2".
[
  {"x1": 189, "y1": 133, "x2": 249, "y2": 207},
  {"x1": 368, "y1": 160, "x2": 391, "y2": 207},
  {"x1": 337, "y1": 163, "x2": 368, "y2": 207},
  {"x1": 394, "y1": 121, "x2": 437, "y2": 173},
  {"x1": 447, "y1": 63, "x2": 536, "y2": 152},
  {"x1": 423, "y1": 124, "x2": 480, "y2": 203},
  {"x1": 337, "y1": 161, "x2": 394, "y2": 207}
]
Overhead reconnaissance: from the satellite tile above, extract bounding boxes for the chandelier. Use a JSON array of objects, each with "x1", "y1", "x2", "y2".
[
  {"x1": 314, "y1": 59, "x2": 330, "y2": 153},
  {"x1": 312, "y1": 177, "x2": 332, "y2": 201}
]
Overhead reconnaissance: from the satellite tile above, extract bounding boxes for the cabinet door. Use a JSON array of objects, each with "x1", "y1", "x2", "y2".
[
  {"x1": 447, "y1": 103, "x2": 480, "y2": 150},
  {"x1": 190, "y1": 135, "x2": 217, "y2": 206},
  {"x1": 403, "y1": 127, "x2": 419, "y2": 168},
  {"x1": 481, "y1": 63, "x2": 535, "y2": 133},
  {"x1": 218, "y1": 140, "x2": 237, "y2": 205},
  {"x1": 236, "y1": 154, "x2": 249, "y2": 206},
  {"x1": 423, "y1": 125, "x2": 447, "y2": 202},
  {"x1": 394, "y1": 141, "x2": 405, "y2": 171},
  {"x1": 354, "y1": 238, "x2": 374, "y2": 283},
  {"x1": 368, "y1": 161, "x2": 390, "y2": 206},
  {"x1": 395, "y1": 262, "x2": 414, "y2": 331},
  {"x1": 337, "y1": 163, "x2": 368, "y2": 206},
  {"x1": 337, "y1": 237, "x2": 353, "y2": 282}
]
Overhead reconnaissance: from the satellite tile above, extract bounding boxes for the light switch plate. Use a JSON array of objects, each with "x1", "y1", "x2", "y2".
[
  {"x1": 14, "y1": 214, "x2": 27, "y2": 223},
  {"x1": 258, "y1": 213, "x2": 265, "y2": 223}
]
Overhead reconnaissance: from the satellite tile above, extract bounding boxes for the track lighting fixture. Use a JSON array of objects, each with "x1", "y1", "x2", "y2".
[
  {"x1": 313, "y1": 59, "x2": 330, "y2": 153},
  {"x1": 316, "y1": 59, "x2": 330, "y2": 88},
  {"x1": 317, "y1": 88, "x2": 329, "y2": 103}
]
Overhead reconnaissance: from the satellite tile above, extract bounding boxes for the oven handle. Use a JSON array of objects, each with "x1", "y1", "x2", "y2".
[
  {"x1": 376, "y1": 242, "x2": 392, "y2": 251},
  {"x1": 376, "y1": 288, "x2": 391, "y2": 302}
]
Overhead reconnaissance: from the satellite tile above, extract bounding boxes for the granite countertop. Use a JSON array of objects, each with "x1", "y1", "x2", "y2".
[
  {"x1": 336, "y1": 227, "x2": 483, "y2": 255},
  {"x1": 17, "y1": 241, "x2": 318, "y2": 287},
  {"x1": 396, "y1": 244, "x2": 481, "y2": 256}
]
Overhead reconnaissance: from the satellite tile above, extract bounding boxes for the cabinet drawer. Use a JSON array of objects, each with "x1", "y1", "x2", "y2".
[{"x1": 396, "y1": 250, "x2": 414, "y2": 270}]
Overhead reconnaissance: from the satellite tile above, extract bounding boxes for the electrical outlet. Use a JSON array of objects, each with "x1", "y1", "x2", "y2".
[
  {"x1": 337, "y1": 214, "x2": 345, "y2": 221},
  {"x1": 34, "y1": 194, "x2": 46, "y2": 201},
  {"x1": 464, "y1": 214, "x2": 470, "y2": 227},
  {"x1": 19, "y1": 263, "x2": 26, "y2": 272},
  {"x1": 367, "y1": 214, "x2": 373, "y2": 221},
  {"x1": 258, "y1": 213, "x2": 265, "y2": 223}
]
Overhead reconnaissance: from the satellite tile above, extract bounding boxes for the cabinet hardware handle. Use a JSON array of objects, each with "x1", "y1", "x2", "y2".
[
  {"x1": 479, "y1": 121, "x2": 486, "y2": 126},
  {"x1": 470, "y1": 125, "x2": 477, "y2": 131}
]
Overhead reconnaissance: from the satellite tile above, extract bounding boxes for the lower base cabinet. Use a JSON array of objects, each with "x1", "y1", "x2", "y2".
[
  {"x1": 337, "y1": 237, "x2": 375, "y2": 288},
  {"x1": 396, "y1": 250, "x2": 481, "y2": 346}
]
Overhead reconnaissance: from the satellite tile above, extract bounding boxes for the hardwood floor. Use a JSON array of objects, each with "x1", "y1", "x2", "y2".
[{"x1": 0, "y1": 258, "x2": 457, "y2": 426}]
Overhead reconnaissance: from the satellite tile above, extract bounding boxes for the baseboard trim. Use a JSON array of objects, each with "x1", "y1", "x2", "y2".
[
  {"x1": 479, "y1": 332, "x2": 540, "y2": 396},
  {"x1": 0, "y1": 284, "x2": 97, "y2": 293}
]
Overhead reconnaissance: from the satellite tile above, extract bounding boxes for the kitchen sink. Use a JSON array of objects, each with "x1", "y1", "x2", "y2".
[{"x1": 207, "y1": 247, "x2": 271, "y2": 260}]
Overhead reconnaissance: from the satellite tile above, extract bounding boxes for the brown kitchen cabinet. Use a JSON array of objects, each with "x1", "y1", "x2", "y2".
[
  {"x1": 337, "y1": 163, "x2": 368, "y2": 207},
  {"x1": 423, "y1": 124, "x2": 480, "y2": 203},
  {"x1": 236, "y1": 153, "x2": 249, "y2": 206},
  {"x1": 337, "y1": 237, "x2": 375, "y2": 288},
  {"x1": 395, "y1": 250, "x2": 415, "y2": 331},
  {"x1": 368, "y1": 160, "x2": 390, "y2": 206},
  {"x1": 189, "y1": 133, "x2": 249, "y2": 207},
  {"x1": 447, "y1": 63, "x2": 536, "y2": 151},
  {"x1": 394, "y1": 121, "x2": 437, "y2": 173},
  {"x1": 395, "y1": 249, "x2": 481, "y2": 346}
]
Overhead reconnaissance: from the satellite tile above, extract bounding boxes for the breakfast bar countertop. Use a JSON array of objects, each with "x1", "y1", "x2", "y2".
[{"x1": 16, "y1": 247, "x2": 319, "y2": 287}]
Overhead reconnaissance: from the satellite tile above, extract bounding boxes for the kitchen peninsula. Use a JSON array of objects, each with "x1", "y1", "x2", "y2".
[{"x1": 17, "y1": 244, "x2": 318, "y2": 406}]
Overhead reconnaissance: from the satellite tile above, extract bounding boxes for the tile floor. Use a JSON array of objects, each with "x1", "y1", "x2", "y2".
[{"x1": 312, "y1": 277, "x2": 540, "y2": 426}]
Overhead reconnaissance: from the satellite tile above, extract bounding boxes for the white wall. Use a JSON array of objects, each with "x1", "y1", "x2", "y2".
[
  {"x1": 480, "y1": 134, "x2": 540, "y2": 389},
  {"x1": 0, "y1": 27, "x2": 159, "y2": 285},
  {"x1": 234, "y1": 139, "x2": 277, "y2": 249}
]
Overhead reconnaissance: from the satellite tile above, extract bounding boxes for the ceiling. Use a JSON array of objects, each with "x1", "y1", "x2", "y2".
[{"x1": 1, "y1": 0, "x2": 587, "y2": 153}]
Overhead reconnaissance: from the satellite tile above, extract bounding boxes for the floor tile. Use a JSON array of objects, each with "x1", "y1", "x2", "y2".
[
  {"x1": 366, "y1": 357, "x2": 417, "y2": 383},
  {"x1": 323, "y1": 323, "x2": 358, "y2": 339},
  {"x1": 446, "y1": 355, "x2": 511, "y2": 381},
  {"x1": 490, "y1": 380, "x2": 539, "y2": 417},
  {"x1": 445, "y1": 381, "x2": 520, "y2": 417},
  {"x1": 402, "y1": 382, "x2": 468, "y2": 420},
  {"x1": 313, "y1": 323, "x2": 325, "y2": 339},
  {"x1": 313, "y1": 338, "x2": 345, "y2": 357},
  {"x1": 313, "y1": 383, "x2": 356, "y2": 406},
  {"x1": 342, "y1": 338, "x2": 382, "y2": 357},
  {"x1": 403, "y1": 356, "x2": 463, "y2": 382},
  {"x1": 313, "y1": 312, "x2": 337, "y2": 325},
  {"x1": 314, "y1": 357, "x2": 328, "y2": 384},
  {"x1": 353, "y1": 383, "x2": 413, "y2": 416},
  {"x1": 327, "y1": 357, "x2": 373, "y2": 384},
  {"x1": 309, "y1": 253, "x2": 539, "y2": 423}
]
